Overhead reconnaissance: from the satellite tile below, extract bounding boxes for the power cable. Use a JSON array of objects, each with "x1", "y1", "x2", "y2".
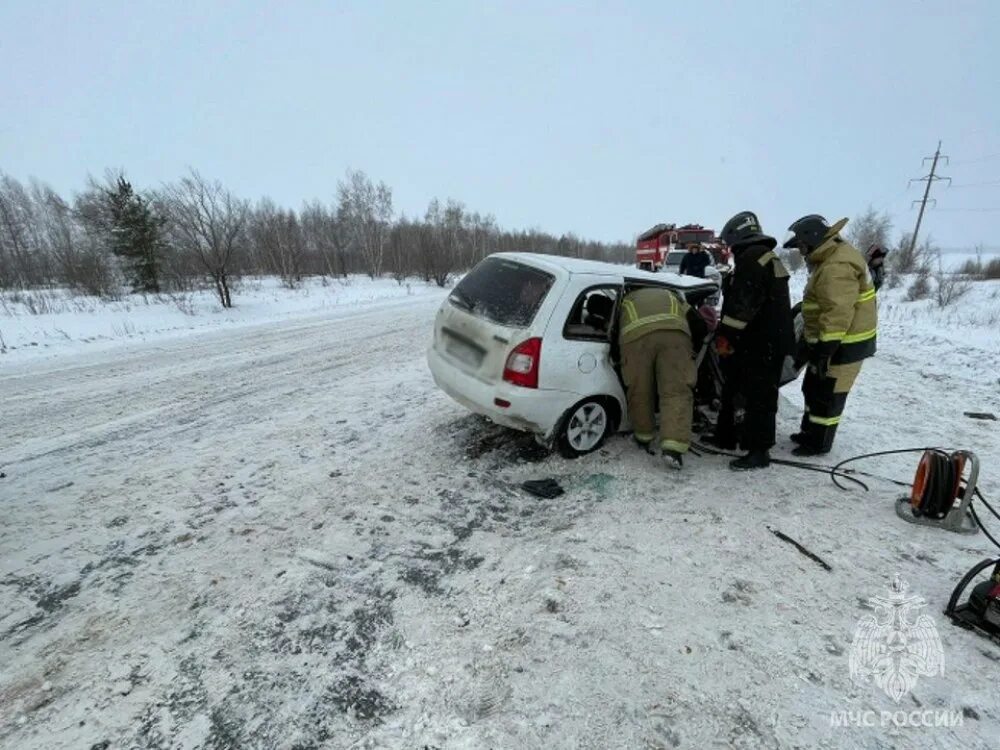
[
  {"x1": 948, "y1": 180, "x2": 1000, "y2": 189},
  {"x1": 931, "y1": 208, "x2": 1000, "y2": 213},
  {"x1": 950, "y1": 152, "x2": 1000, "y2": 166},
  {"x1": 693, "y1": 441, "x2": 1000, "y2": 552}
]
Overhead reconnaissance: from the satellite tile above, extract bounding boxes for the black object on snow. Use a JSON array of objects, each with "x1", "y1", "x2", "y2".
[
  {"x1": 767, "y1": 526, "x2": 832, "y2": 572},
  {"x1": 964, "y1": 412, "x2": 997, "y2": 421},
  {"x1": 522, "y1": 478, "x2": 565, "y2": 499}
]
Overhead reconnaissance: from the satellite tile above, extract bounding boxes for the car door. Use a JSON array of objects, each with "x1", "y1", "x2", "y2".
[{"x1": 539, "y1": 275, "x2": 626, "y2": 417}]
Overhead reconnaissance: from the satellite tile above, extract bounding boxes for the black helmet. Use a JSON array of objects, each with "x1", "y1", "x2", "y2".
[
  {"x1": 783, "y1": 214, "x2": 848, "y2": 252},
  {"x1": 719, "y1": 211, "x2": 776, "y2": 249}
]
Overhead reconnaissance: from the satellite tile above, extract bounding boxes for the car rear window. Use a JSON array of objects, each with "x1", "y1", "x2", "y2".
[
  {"x1": 449, "y1": 258, "x2": 555, "y2": 328},
  {"x1": 666, "y1": 251, "x2": 687, "y2": 265}
]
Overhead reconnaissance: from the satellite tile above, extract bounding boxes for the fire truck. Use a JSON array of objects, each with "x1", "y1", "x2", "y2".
[{"x1": 635, "y1": 223, "x2": 730, "y2": 273}]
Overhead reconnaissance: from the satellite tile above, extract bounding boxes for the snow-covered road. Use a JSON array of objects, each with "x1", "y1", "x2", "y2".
[{"x1": 2, "y1": 289, "x2": 999, "y2": 749}]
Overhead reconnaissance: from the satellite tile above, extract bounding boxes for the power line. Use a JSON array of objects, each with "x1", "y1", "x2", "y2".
[
  {"x1": 948, "y1": 179, "x2": 1000, "y2": 189},
  {"x1": 931, "y1": 208, "x2": 1000, "y2": 213},
  {"x1": 949, "y1": 152, "x2": 1000, "y2": 166},
  {"x1": 907, "y1": 140, "x2": 950, "y2": 254}
]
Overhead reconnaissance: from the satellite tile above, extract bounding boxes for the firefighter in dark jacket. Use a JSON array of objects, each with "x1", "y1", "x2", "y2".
[
  {"x1": 709, "y1": 211, "x2": 795, "y2": 470},
  {"x1": 618, "y1": 286, "x2": 709, "y2": 470},
  {"x1": 784, "y1": 215, "x2": 877, "y2": 455}
]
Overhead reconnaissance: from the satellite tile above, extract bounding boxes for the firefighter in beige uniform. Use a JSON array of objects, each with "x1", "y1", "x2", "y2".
[
  {"x1": 783, "y1": 215, "x2": 877, "y2": 455},
  {"x1": 618, "y1": 287, "x2": 708, "y2": 469}
]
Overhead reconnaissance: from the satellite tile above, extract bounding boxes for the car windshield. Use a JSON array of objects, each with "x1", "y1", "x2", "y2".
[
  {"x1": 666, "y1": 251, "x2": 687, "y2": 265},
  {"x1": 449, "y1": 257, "x2": 555, "y2": 327}
]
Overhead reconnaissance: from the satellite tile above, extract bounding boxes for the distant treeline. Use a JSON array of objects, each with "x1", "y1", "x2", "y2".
[{"x1": 0, "y1": 168, "x2": 631, "y2": 307}]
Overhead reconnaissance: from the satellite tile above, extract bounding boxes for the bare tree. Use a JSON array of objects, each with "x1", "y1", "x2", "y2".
[
  {"x1": 847, "y1": 205, "x2": 893, "y2": 254},
  {"x1": 891, "y1": 231, "x2": 937, "y2": 276},
  {"x1": 249, "y1": 198, "x2": 304, "y2": 287},
  {"x1": 934, "y1": 270, "x2": 972, "y2": 308},
  {"x1": 337, "y1": 169, "x2": 392, "y2": 279},
  {"x1": 0, "y1": 173, "x2": 43, "y2": 288},
  {"x1": 301, "y1": 200, "x2": 351, "y2": 278},
  {"x1": 467, "y1": 212, "x2": 497, "y2": 266},
  {"x1": 419, "y1": 198, "x2": 462, "y2": 286},
  {"x1": 387, "y1": 217, "x2": 415, "y2": 284},
  {"x1": 160, "y1": 170, "x2": 248, "y2": 308},
  {"x1": 1, "y1": 165, "x2": 643, "y2": 294}
]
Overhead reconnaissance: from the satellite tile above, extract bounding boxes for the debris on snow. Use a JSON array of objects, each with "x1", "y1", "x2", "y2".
[{"x1": 767, "y1": 526, "x2": 833, "y2": 572}]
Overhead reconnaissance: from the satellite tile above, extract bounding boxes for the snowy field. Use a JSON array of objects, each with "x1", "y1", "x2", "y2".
[
  {"x1": 937, "y1": 248, "x2": 1000, "y2": 272},
  {"x1": 0, "y1": 276, "x2": 445, "y2": 362},
  {"x1": 2, "y1": 273, "x2": 999, "y2": 749}
]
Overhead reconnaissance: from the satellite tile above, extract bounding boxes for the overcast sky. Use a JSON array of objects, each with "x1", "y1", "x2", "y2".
[{"x1": 2, "y1": 1, "x2": 998, "y2": 248}]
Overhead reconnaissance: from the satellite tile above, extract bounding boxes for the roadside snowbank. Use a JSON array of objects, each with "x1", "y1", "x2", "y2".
[{"x1": 0, "y1": 276, "x2": 447, "y2": 362}]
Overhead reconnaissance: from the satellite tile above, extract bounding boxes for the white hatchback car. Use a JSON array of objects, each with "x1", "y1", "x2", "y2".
[{"x1": 427, "y1": 253, "x2": 719, "y2": 457}]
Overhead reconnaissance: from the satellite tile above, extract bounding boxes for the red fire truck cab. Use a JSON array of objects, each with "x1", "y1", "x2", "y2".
[{"x1": 636, "y1": 223, "x2": 730, "y2": 272}]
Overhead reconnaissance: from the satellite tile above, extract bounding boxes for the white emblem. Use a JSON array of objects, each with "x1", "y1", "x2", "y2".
[{"x1": 849, "y1": 575, "x2": 944, "y2": 703}]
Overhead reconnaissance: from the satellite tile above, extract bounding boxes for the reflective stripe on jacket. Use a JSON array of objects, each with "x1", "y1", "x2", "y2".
[
  {"x1": 802, "y1": 237, "x2": 877, "y2": 364},
  {"x1": 619, "y1": 287, "x2": 691, "y2": 346},
  {"x1": 717, "y1": 242, "x2": 795, "y2": 364}
]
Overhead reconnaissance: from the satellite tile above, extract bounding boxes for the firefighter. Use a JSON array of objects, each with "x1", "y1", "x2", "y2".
[
  {"x1": 619, "y1": 286, "x2": 708, "y2": 470},
  {"x1": 783, "y1": 215, "x2": 877, "y2": 455},
  {"x1": 709, "y1": 211, "x2": 795, "y2": 471}
]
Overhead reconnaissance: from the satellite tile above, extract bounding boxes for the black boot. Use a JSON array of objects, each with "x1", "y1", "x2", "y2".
[
  {"x1": 729, "y1": 450, "x2": 770, "y2": 471},
  {"x1": 789, "y1": 432, "x2": 807, "y2": 445},
  {"x1": 662, "y1": 450, "x2": 684, "y2": 470},
  {"x1": 634, "y1": 436, "x2": 656, "y2": 455},
  {"x1": 791, "y1": 444, "x2": 830, "y2": 457}
]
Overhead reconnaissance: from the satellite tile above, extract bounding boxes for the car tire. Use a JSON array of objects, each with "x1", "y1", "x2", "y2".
[
  {"x1": 780, "y1": 302, "x2": 806, "y2": 386},
  {"x1": 556, "y1": 398, "x2": 613, "y2": 458}
]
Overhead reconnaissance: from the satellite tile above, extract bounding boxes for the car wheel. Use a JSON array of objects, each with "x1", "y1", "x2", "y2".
[
  {"x1": 557, "y1": 399, "x2": 612, "y2": 458},
  {"x1": 780, "y1": 302, "x2": 806, "y2": 386}
]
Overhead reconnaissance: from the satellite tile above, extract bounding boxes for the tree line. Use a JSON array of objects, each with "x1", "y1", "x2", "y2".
[{"x1": 0, "y1": 168, "x2": 631, "y2": 307}]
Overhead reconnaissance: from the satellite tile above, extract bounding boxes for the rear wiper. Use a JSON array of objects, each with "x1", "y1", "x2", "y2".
[{"x1": 449, "y1": 290, "x2": 474, "y2": 311}]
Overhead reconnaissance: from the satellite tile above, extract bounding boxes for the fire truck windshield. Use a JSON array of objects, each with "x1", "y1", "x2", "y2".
[{"x1": 676, "y1": 230, "x2": 713, "y2": 246}]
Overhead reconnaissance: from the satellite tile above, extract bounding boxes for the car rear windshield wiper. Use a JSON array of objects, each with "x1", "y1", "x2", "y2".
[{"x1": 449, "y1": 289, "x2": 474, "y2": 311}]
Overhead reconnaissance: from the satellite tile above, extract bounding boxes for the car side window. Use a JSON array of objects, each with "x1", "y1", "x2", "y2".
[{"x1": 563, "y1": 285, "x2": 620, "y2": 341}]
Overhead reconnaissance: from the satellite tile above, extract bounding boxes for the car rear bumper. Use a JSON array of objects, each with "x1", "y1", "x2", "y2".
[{"x1": 427, "y1": 347, "x2": 574, "y2": 439}]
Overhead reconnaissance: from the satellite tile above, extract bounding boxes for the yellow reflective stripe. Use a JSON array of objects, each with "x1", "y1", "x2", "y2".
[
  {"x1": 818, "y1": 330, "x2": 846, "y2": 342},
  {"x1": 842, "y1": 328, "x2": 876, "y2": 344},
  {"x1": 805, "y1": 336, "x2": 818, "y2": 344},
  {"x1": 721, "y1": 315, "x2": 748, "y2": 330},
  {"x1": 757, "y1": 251, "x2": 777, "y2": 266},
  {"x1": 857, "y1": 289, "x2": 876, "y2": 303},
  {"x1": 634, "y1": 432, "x2": 655, "y2": 442},
  {"x1": 621, "y1": 312, "x2": 680, "y2": 336},
  {"x1": 801, "y1": 302, "x2": 820, "y2": 311},
  {"x1": 622, "y1": 299, "x2": 639, "y2": 325},
  {"x1": 808, "y1": 414, "x2": 841, "y2": 426},
  {"x1": 661, "y1": 439, "x2": 689, "y2": 453}
]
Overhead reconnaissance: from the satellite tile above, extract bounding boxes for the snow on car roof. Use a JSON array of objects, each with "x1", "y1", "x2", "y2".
[{"x1": 493, "y1": 252, "x2": 717, "y2": 289}]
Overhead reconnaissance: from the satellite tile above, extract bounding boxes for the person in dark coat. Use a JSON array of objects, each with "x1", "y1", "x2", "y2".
[
  {"x1": 707, "y1": 211, "x2": 795, "y2": 470},
  {"x1": 865, "y1": 244, "x2": 887, "y2": 291},
  {"x1": 679, "y1": 243, "x2": 712, "y2": 278}
]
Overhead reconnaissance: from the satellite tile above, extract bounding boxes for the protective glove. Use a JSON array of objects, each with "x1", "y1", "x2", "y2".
[{"x1": 715, "y1": 334, "x2": 735, "y2": 358}]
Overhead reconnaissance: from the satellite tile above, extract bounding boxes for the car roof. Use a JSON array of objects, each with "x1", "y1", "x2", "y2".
[{"x1": 493, "y1": 252, "x2": 717, "y2": 289}]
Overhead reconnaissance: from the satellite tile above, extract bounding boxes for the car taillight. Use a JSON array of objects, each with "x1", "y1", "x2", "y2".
[{"x1": 503, "y1": 337, "x2": 542, "y2": 389}]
